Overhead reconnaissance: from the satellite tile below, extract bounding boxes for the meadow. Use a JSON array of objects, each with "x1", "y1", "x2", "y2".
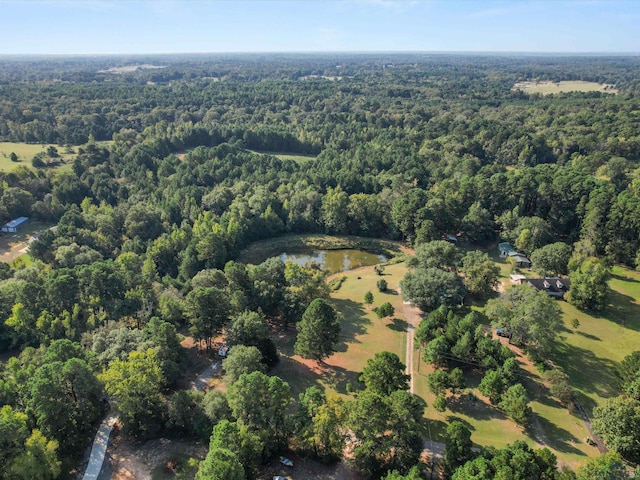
[{"x1": 0, "y1": 142, "x2": 75, "y2": 171}]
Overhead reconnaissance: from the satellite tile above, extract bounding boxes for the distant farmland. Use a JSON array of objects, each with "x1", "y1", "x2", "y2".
[
  {"x1": 0, "y1": 142, "x2": 74, "y2": 171},
  {"x1": 512, "y1": 80, "x2": 617, "y2": 95}
]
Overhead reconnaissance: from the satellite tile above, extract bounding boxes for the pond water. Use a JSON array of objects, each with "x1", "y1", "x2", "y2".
[{"x1": 279, "y1": 249, "x2": 387, "y2": 274}]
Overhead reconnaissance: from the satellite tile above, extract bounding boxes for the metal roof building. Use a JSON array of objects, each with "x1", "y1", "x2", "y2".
[{"x1": 1, "y1": 217, "x2": 29, "y2": 233}]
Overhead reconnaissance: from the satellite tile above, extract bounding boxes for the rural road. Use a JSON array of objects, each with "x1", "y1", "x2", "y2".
[
  {"x1": 398, "y1": 287, "x2": 447, "y2": 467},
  {"x1": 82, "y1": 414, "x2": 117, "y2": 480},
  {"x1": 398, "y1": 287, "x2": 423, "y2": 394},
  {"x1": 82, "y1": 359, "x2": 221, "y2": 480}
]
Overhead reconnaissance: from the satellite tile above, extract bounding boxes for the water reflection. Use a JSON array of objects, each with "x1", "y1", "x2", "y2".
[{"x1": 279, "y1": 249, "x2": 386, "y2": 274}]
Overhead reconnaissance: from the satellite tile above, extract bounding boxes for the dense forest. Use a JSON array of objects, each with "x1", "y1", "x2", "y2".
[{"x1": 1, "y1": 54, "x2": 639, "y2": 479}]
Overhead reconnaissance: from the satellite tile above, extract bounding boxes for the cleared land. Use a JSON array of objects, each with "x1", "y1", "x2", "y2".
[
  {"x1": 512, "y1": 80, "x2": 617, "y2": 95},
  {"x1": 0, "y1": 142, "x2": 75, "y2": 171},
  {"x1": 0, "y1": 221, "x2": 54, "y2": 263},
  {"x1": 550, "y1": 265, "x2": 640, "y2": 412},
  {"x1": 247, "y1": 149, "x2": 318, "y2": 164}
]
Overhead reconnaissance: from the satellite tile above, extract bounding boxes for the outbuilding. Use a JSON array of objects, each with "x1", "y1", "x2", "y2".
[
  {"x1": 510, "y1": 254, "x2": 532, "y2": 269},
  {"x1": 498, "y1": 242, "x2": 518, "y2": 257},
  {"x1": 1, "y1": 217, "x2": 29, "y2": 233}
]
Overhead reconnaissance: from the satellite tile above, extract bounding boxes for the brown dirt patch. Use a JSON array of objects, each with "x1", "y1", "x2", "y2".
[{"x1": 103, "y1": 425, "x2": 206, "y2": 480}]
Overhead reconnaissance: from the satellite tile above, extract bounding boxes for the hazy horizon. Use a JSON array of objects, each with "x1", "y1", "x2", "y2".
[{"x1": 1, "y1": 0, "x2": 639, "y2": 55}]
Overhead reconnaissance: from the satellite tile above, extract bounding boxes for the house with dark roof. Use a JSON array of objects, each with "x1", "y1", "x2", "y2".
[{"x1": 526, "y1": 277, "x2": 570, "y2": 298}]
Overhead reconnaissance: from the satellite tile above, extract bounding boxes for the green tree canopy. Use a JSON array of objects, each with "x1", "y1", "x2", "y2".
[
  {"x1": 99, "y1": 348, "x2": 165, "y2": 438},
  {"x1": 226, "y1": 371, "x2": 292, "y2": 456},
  {"x1": 444, "y1": 420, "x2": 474, "y2": 475},
  {"x1": 568, "y1": 257, "x2": 610, "y2": 311},
  {"x1": 530, "y1": 242, "x2": 572, "y2": 276},
  {"x1": 485, "y1": 284, "x2": 562, "y2": 354},
  {"x1": 592, "y1": 396, "x2": 640, "y2": 463},
  {"x1": 223, "y1": 345, "x2": 266, "y2": 385},
  {"x1": 294, "y1": 298, "x2": 341, "y2": 361},
  {"x1": 359, "y1": 351, "x2": 410, "y2": 396},
  {"x1": 400, "y1": 267, "x2": 462, "y2": 311}
]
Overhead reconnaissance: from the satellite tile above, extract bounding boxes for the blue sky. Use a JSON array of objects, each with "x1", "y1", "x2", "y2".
[{"x1": 1, "y1": 0, "x2": 639, "y2": 54}]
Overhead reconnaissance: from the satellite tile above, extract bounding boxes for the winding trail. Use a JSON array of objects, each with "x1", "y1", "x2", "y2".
[{"x1": 81, "y1": 359, "x2": 221, "y2": 480}]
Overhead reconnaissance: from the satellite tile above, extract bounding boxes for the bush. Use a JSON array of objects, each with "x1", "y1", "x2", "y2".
[
  {"x1": 377, "y1": 279, "x2": 388, "y2": 292},
  {"x1": 328, "y1": 275, "x2": 346, "y2": 291}
]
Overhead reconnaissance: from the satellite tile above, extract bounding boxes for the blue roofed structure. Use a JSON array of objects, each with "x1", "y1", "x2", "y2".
[{"x1": 1, "y1": 217, "x2": 29, "y2": 233}]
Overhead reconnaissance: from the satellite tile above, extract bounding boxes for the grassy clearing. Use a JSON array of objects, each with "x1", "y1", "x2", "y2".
[
  {"x1": 512, "y1": 80, "x2": 617, "y2": 95},
  {"x1": 272, "y1": 262, "x2": 408, "y2": 400},
  {"x1": 0, "y1": 142, "x2": 76, "y2": 172},
  {"x1": 248, "y1": 149, "x2": 318, "y2": 164},
  {"x1": 414, "y1": 347, "x2": 593, "y2": 469},
  {"x1": 237, "y1": 234, "x2": 404, "y2": 265},
  {"x1": 549, "y1": 265, "x2": 640, "y2": 413}
]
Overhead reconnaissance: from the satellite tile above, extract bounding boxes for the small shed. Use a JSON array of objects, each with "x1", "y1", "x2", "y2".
[
  {"x1": 510, "y1": 274, "x2": 527, "y2": 284},
  {"x1": 1, "y1": 217, "x2": 29, "y2": 233},
  {"x1": 511, "y1": 254, "x2": 532, "y2": 269}
]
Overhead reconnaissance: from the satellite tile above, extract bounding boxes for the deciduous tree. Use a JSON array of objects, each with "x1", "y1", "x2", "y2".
[{"x1": 359, "y1": 351, "x2": 410, "y2": 396}]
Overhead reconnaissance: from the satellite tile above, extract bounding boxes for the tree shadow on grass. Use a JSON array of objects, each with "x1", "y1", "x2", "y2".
[
  {"x1": 575, "y1": 331, "x2": 601, "y2": 341},
  {"x1": 331, "y1": 298, "x2": 371, "y2": 352},
  {"x1": 550, "y1": 341, "x2": 619, "y2": 412},
  {"x1": 447, "y1": 394, "x2": 507, "y2": 422},
  {"x1": 526, "y1": 412, "x2": 585, "y2": 456},
  {"x1": 271, "y1": 355, "x2": 324, "y2": 398},
  {"x1": 606, "y1": 289, "x2": 640, "y2": 332},
  {"x1": 445, "y1": 415, "x2": 476, "y2": 432},
  {"x1": 322, "y1": 363, "x2": 360, "y2": 395},
  {"x1": 387, "y1": 318, "x2": 408, "y2": 332},
  {"x1": 611, "y1": 272, "x2": 640, "y2": 284}
]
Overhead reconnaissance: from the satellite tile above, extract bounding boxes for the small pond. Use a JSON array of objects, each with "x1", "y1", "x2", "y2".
[{"x1": 279, "y1": 249, "x2": 387, "y2": 274}]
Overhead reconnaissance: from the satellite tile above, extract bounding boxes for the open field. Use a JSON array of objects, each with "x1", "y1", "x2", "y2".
[
  {"x1": 268, "y1": 238, "x2": 640, "y2": 470},
  {"x1": 549, "y1": 265, "x2": 640, "y2": 413},
  {"x1": 512, "y1": 80, "x2": 617, "y2": 95},
  {"x1": 0, "y1": 142, "x2": 75, "y2": 172},
  {"x1": 272, "y1": 261, "x2": 409, "y2": 400}
]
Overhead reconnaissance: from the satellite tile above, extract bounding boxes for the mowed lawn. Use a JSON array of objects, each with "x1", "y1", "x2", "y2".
[
  {"x1": 0, "y1": 142, "x2": 75, "y2": 171},
  {"x1": 549, "y1": 265, "x2": 640, "y2": 412},
  {"x1": 272, "y1": 262, "x2": 408, "y2": 400}
]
